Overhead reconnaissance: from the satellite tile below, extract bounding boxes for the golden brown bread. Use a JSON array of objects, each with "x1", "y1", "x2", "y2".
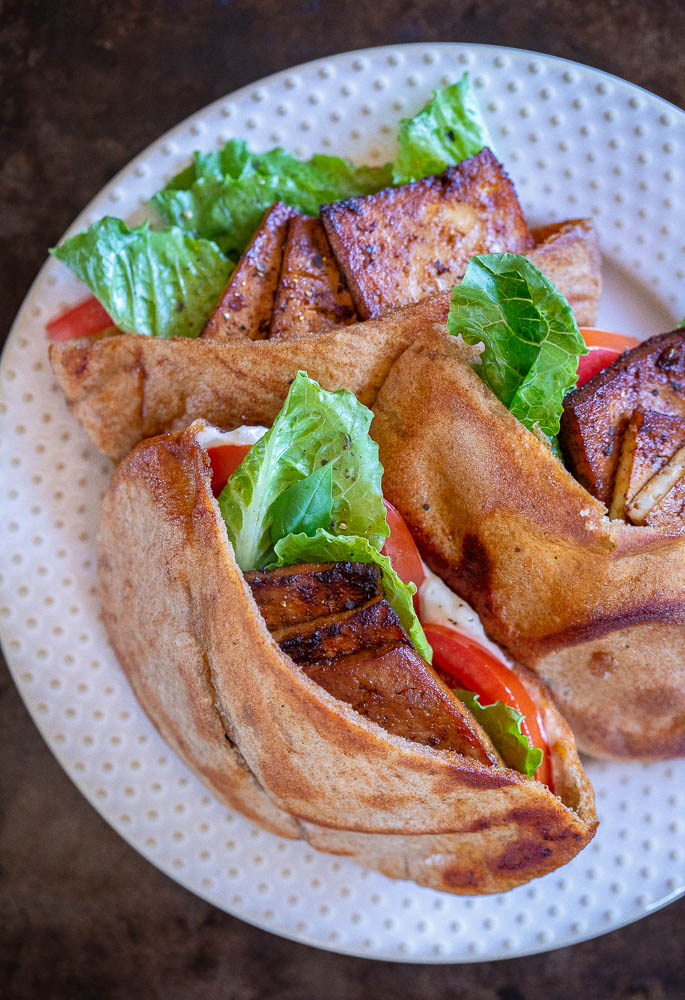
[
  {"x1": 526, "y1": 219, "x2": 602, "y2": 327},
  {"x1": 97, "y1": 423, "x2": 597, "y2": 893},
  {"x1": 269, "y1": 216, "x2": 358, "y2": 340},
  {"x1": 372, "y1": 330, "x2": 685, "y2": 760},
  {"x1": 321, "y1": 148, "x2": 532, "y2": 319},
  {"x1": 49, "y1": 292, "x2": 453, "y2": 461},
  {"x1": 201, "y1": 202, "x2": 296, "y2": 341}
]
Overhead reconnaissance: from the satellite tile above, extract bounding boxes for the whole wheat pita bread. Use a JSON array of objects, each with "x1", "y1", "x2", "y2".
[
  {"x1": 50, "y1": 293, "x2": 451, "y2": 461},
  {"x1": 97, "y1": 424, "x2": 597, "y2": 894},
  {"x1": 371, "y1": 331, "x2": 685, "y2": 760}
]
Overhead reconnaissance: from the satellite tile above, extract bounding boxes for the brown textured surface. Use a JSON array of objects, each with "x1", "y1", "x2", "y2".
[
  {"x1": 3, "y1": 0, "x2": 685, "y2": 995},
  {"x1": 201, "y1": 202, "x2": 297, "y2": 341},
  {"x1": 321, "y1": 148, "x2": 532, "y2": 318},
  {"x1": 560, "y1": 330, "x2": 685, "y2": 506},
  {"x1": 48, "y1": 292, "x2": 452, "y2": 460},
  {"x1": 269, "y1": 216, "x2": 358, "y2": 339}
]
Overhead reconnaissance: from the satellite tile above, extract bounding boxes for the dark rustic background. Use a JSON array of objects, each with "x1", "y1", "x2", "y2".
[{"x1": 2, "y1": 2, "x2": 684, "y2": 997}]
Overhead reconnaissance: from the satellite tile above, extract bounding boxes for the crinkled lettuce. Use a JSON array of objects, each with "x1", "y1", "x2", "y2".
[
  {"x1": 456, "y1": 689, "x2": 543, "y2": 778},
  {"x1": 51, "y1": 75, "x2": 491, "y2": 336},
  {"x1": 218, "y1": 372, "x2": 388, "y2": 571},
  {"x1": 448, "y1": 253, "x2": 587, "y2": 438},
  {"x1": 272, "y1": 529, "x2": 431, "y2": 663},
  {"x1": 49, "y1": 218, "x2": 231, "y2": 339},
  {"x1": 392, "y1": 74, "x2": 491, "y2": 184},
  {"x1": 152, "y1": 141, "x2": 393, "y2": 257},
  {"x1": 152, "y1": 72, "x2": 488, "y2": 258}
]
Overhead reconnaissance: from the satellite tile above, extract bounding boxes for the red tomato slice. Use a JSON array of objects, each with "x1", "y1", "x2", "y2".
[
  {"x1": 580, "y1": 328, "x2": 641, "y2": 351},
  {"x1": 576, "y1": 328, "x2": 641, "y2": 387},
  {"x1": 207, "y1": 443, "x2": 251, "y2": 496},
  {"x1": 422, "y1": 624, "x2": 553, "y2": 789},
  {"x1": 46, "y1": 296, "x2": 114, "y2": 341},
  {"x1": 381, "y1": 499, "x2": 425, "y2": 597}
]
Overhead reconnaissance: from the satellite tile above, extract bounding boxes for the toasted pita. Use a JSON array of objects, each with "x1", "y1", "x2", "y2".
[
  {"x1": 526, "y1": 219, "x2": 601, "y2": 327},
  {"x1": 372, "y1": 330, "x2": 685, "y2": 760},
  {"x1": 97, "y1": 424, "x2": 596, "y2": 893},
  {"x1": 50, "y1": 293, "x2": 451, "y2": 461}
]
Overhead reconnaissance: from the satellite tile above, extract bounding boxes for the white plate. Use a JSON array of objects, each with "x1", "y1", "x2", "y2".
[{"x1": 1, "y1": 43, "x2": 684, "y2": 963}]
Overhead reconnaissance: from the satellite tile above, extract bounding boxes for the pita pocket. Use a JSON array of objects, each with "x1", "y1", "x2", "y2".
[
  {"x1": 372, "y1": 330, "x2": 685, "y2": 760},
  {"x1": 97, "y1": 419, "x2": 597, "y2": 894}
]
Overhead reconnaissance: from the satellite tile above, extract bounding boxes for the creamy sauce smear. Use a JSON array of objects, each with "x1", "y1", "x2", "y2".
[
  {"x1": 194, "y1": 423, "x2": 268, "y2": 449},
  {"x1": 418, "y1": 567, "x2": 512, "y2": 666}
]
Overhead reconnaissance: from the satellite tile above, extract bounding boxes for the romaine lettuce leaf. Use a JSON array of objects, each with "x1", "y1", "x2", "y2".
[
  {"x1": 218, "y1": 372, "x2": 388, "y2": 570},
  {"x1": 50, "y1": 218, "x2": 232, "y2": 339},
  {"x1": 392, "y1": 73, "x2": 492, "y2": 185},
  {"x1": 269, "y1": 462, "x2": 333, "y2": 543},
  {"x1": 447, "y1": 253, "x2": 587, "y2": 437},
  {"x1": 152, "y1": 141, "x2": 393, "y2": 257},
  {"x1": 455, "y1": 689, "x2": 543, "y2": 777},
  {"x1": 272, "y1": 529, "x2": 431, "y2": 663}
]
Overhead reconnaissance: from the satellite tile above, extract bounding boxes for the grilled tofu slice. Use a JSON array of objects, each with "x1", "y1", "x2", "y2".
[
  {"x1": 303, "y1": 642, "x2": 500, "y2": 765},
  {"x1": 249, "y1": 562, "x2": 501, "y2": 767},
  {"x1": 525, "y1": 218, "x2": 602, "y2": 326},
  {"x1": 274, "y1": 596, "x2": 408, "y2": 665},
  {"x1": 201, "y1": 202, "x2": 296, "y2": 341},
  {"x1": 559, "y1": 329, "x2": 685, "y2": 506},
  {"x1": 269, "y1": 216, "x2": 358, "y2": 340},
  {"x1": 638, "y1": 473, "x2": 685, "y2": 532},
  {"x1": 320, "y1": 147, "x2": 532, "y2": 319},
  {"x1": 610, "y1": 409, "x2": 685, "y2": 520},
  {"x1": 244, "y1": 561, "x2": 381, "y2": 630},
  {"x1": 626, "y1": 445, "x2": 685, "y2": 527}
]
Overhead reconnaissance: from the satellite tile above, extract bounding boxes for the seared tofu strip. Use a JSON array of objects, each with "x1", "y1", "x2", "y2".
[
  {"x1": 639, "y1": 474, "x2": 685, "y2": 532},
  {"x1": 304, "y1": 642, "x2": 500, "y2": 765},
  {"x1": 274, "y1": 596, "x2": 408, "y2": 665},
  {"x1": 248, "y1": 561, "x2": 501, "y2": 767},
  {"x1": 626, "y1": 445, "x2": 685, "y2": 526},
  {"x1": 559, "y1": 329, "x2": 685, "y2": 506},
  {"x1": 269, "y1": 216, "x2": 358, "y2": 340},
  {"x1": 320, "y1": 148, "x2": 532, "y2": 319},
  {"x1": 244, "y1": 561, "x2": 381, "y2": 630},
  {"x1": 610, "y1": 409, "x2": 685, "y2": 520},
  {"x1": 201, "y1": 202, "x2": 296, "y2": 341}
]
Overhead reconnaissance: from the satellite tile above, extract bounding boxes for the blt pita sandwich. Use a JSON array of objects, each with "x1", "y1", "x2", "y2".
[
  {"x1": 98, "y1": 372, "x2": 597, "y2": 894},
  {"x1": 371, "y1": 254, "x2": 685, "y2": 760}
]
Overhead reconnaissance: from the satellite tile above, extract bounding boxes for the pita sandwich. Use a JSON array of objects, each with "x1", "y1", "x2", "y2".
[
  {"x1": 371, "y1": 330, "x2": 685, "y2": 760},
  {"x1": 97, "y1": 421, "x2": 597, "y2": 894}
]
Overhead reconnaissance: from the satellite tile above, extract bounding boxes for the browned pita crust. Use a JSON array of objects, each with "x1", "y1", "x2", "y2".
[
  {"x1": 372, "y1": 331, "x2": 685, "y2": 760},
  {"x1": 97, "y1": 425, "x2": 596, "y2": 893},
  {"x1": 526, "y1": 219, "x2": 602, "y2": 327},
  {"x1": 50, "y1": 293, "x2": 451, "y2": 461}
]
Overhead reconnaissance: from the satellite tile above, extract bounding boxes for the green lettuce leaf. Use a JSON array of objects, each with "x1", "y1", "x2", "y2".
[
  {"x1": 447, "y1": 253, "x2": 588, "y2": 437},
  {"x1": 455, "y1": 689, "x2": 543, "y2": 778},
  {"x1": 152, "y1": 140, "x2": 393, "y2": 257},
  {"x1": 269, "y1": 462, "x2": 333, "y2": 543},
  {"x1": 392, "y1": 73, "x2": 492, "y2": 185},
  {"x1": 218, "y1": 372, "x2": 388, "y2": 570},
  {"x1": 272, "y1": 529, "x2": 431, "y2": 663},
  {"x1": 50, "y1": 217, "x2": 232, "y2": 338}
]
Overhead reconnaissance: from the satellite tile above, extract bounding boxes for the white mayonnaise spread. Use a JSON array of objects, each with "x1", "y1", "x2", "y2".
[
  {"x1": 418, "y1": 565, "x2": 513, "y2": 666},
  {"x1": 194, "y1": 423, "x2": 269, "y2": 450}
]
